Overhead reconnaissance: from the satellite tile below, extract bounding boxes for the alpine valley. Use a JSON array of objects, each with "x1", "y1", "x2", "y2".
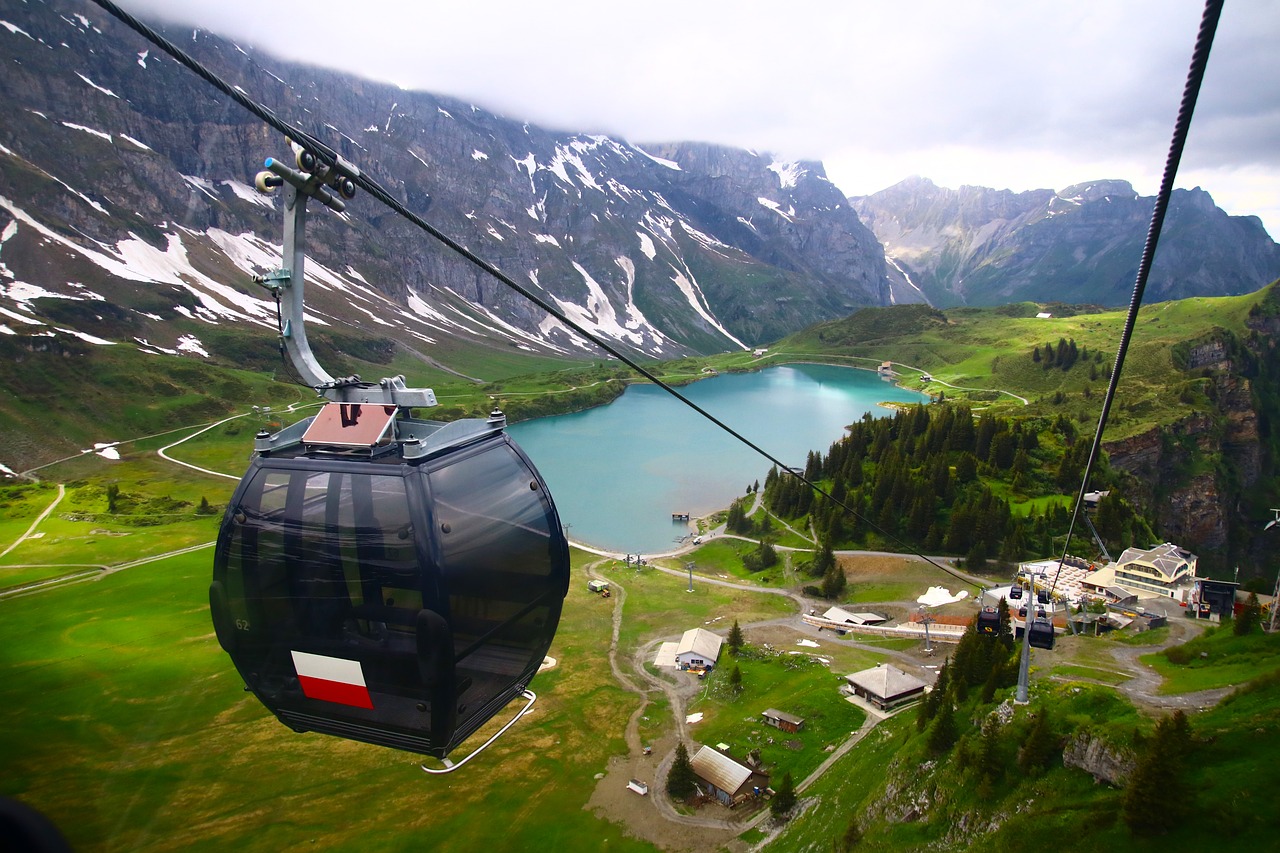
[{"x1": 7, "y1": 3, "x2": 1280, "y2": 853}]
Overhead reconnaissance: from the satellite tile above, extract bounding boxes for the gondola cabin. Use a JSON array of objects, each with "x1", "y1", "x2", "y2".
[
  {"x1": 976, "y1": 606, "x2": 1000, "y2": 635},
  {"x1": 1037, "y1": 589, "x2": 1050, "y2": 605},
  {"x1": 210, "y1": 403, "x2": 570, "y2": 758},
  {"x1": 1008, "y1": 585, "x2": 1023, "y2": 601},
  {"x1": 1028, "y1": 617, "x2": 1056, "y2": 650}
]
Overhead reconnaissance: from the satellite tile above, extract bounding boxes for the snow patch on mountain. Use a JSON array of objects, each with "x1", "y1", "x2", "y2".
[
  {"x1": 632, "y1": 145, "x2": 681, "y2": 171},
  {"x1": 74, "y1": 72, "x2": 119, "y2": 99},
  {"x1": 637, "y1": 231, "x2": 657, "y2": 261},
  {"x1": 181, "y1": 174, "x2": 219, "y2": 201},
  {"x1": 222, "y1": 179, "x2": 275, "y2": 209},
  {"x1": 679, "y1": 221, "x2": 739, "y2": 261},
  {"x1": 769, "y1": 161, "x2": 804, "y2": 189},
  {"x1": 0, "y1": 20, "x2": 34, "y2": 39},
  {"x1": 0, "y1": 304, "x2": 44, "y2": 326},
  {"x1": 176, "y1": 334, "x2": 208, "y2": 357},
  {"x1": 668, "y1": 265, "x2": 747, "y2": 350},
  {"x1": 57, "y1": 326, "x2": 115, "y2": 346},
  {"x1": 757, "y1": 197, "x2": 795, "y2": 222}
]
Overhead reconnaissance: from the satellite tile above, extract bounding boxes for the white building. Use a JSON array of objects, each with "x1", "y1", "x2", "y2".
[
  {"x1": 821, "y1": 607, "x2": 886, "y2": 626},
  {"x1": 1087, "y1": 542, "x2": 1198, "y2": 602},
  {"x1": 674, "y1": 628, "x2": 723, "y2": 670}
]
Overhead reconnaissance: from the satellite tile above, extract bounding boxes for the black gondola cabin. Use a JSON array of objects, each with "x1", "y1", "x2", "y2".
[
  {"x1": 210, "y1": 405, "x2": 570, "y2": 758},
  {"x1": 1028, "y1": 617, "x2": 1056, "y2": 650}
]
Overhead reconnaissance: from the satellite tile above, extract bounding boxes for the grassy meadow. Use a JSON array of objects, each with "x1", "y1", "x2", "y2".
[
  {"x1": 4, "y1": 284, "x2": 1280, "y2": 850},
  {"x1": 0, "y1": 547, "x2": 660, "y2": 853},
  {"x1": 770, "y1": 287, "x2": 1273, "y2": 440}
]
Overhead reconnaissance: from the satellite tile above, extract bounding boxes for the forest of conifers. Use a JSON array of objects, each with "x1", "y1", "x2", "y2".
[{"x1": 735, "y1": 403, "x2": 1157, "y2": 572}]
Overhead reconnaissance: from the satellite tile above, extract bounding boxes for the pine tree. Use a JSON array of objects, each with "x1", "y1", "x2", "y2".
[
  {"x1": 996, "y1": 597, "x2": 1014, "y2": 650},
  {"x1": 927, "y1": 697, "x2": 959, "y2": 754},
  {"x1": 667, "y1": 742, "x2": 697, "y2": 800},
  {"x1": 980, "y1": 664, "x2": 1001, "y2": 704},
  {"x1": 822, "y1": 562, "x2": 848, "y2": 600},
  {"x1": 728, "y1": 619, "x2": 744, "y2": 654},
  {"x1": 1234, "y1": 592, "x2": 1262, "y2": 636},
  {"x1": 1018, "y1": 708, "x2": 1057, "y2": 775},
  {"x1": 770, "y1": 771, "x2": 797, "y2": 819},
  {"x1": 976, "y1": 715, "x2": 1003, "y2": 789},
  {"x1": 808, "y1": 542, "x2": 836, "y2": 578},
  {"x1": 836, "y1": 818, "x2": 863, "y2": 851},
  {"x1": 1123, "y1": 710, "x2": 1194, "y2": 835},
  {"x1": 729, "y1": 664, "x2": 743, "y2": 694},
  {"x1": 918, "y1": 661, "x2": 949, "y2": 731}
]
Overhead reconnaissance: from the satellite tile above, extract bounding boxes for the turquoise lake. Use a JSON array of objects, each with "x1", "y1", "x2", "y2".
[{"x1": 507, "y1": 363, "x2": 928, "y2": 555}]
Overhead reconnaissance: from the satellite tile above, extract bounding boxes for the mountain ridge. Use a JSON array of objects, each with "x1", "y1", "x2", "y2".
[
  {"x1": 854, "y1": 176, "x2": 1280, "y2": 308},
  {"x1": 0, "y1": 0, "x2": 900, "y2": 367}
]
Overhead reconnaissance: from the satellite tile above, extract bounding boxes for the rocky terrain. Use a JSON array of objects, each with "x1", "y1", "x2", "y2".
[{"x1": 854, "y1": 176, "x2": 1280, "y2": 308}]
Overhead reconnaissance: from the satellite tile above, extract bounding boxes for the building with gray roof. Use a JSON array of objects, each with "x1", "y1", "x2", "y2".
[{"x1": 844, "y1": 663, "x2": 928, "y2": 711}]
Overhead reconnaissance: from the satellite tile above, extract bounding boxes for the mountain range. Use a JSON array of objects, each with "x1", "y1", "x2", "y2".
[
  {"x1": 855, "y1": 176, "x2": 1280, "y2": 308},
  {"x1": 2, "y1": 0, "x2": 1279, "y2": 373}
]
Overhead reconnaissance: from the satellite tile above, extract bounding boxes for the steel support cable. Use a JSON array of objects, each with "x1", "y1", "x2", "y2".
[
  {"x1": 91, "y1": 0, "x2": 973, "y2": 586},
  {"x1": 1049, "y1": 0, "x2": 1223, "y2": 606}
]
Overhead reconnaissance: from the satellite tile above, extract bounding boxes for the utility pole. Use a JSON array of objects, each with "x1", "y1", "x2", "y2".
[{"x1": 685, "y1": 562, "x2": 694, "y2": 593}]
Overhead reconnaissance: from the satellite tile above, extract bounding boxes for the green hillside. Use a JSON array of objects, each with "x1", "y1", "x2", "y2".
[
  {"x1": 770, "y1": 286, "x2": 1275, "y2": 441},
  {"x1": 773, "y1": 626, "x2": 1280, "y2": 852}
]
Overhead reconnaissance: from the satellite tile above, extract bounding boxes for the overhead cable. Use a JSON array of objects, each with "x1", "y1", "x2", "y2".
[{"x1": 1050, "y1": 0, "x2": 1223, "y2": 602}]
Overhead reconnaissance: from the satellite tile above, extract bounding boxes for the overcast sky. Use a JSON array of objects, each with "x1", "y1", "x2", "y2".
[{"x1": 120, "y1": 0, "x2": 1280, "y2": 238}]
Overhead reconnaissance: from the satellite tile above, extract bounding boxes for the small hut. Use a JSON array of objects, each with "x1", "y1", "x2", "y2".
[{"x1": 843, "y1": 663, "x2": 927, "y2": 711}]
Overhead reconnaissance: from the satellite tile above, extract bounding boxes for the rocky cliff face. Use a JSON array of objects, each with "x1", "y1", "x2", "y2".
[
  {"x1": 1103, "y1": 306, "x2": 1276, "y2": 570},
  {"x1": 1062, "y1": 731, "x2": 1136, "y2": 787},
  {"x1": 0, "y1": 0, "x2": 892, "y2": 363},
  {"x1": 854, "y1": 177, "x2": 1280, "y2": 309}
]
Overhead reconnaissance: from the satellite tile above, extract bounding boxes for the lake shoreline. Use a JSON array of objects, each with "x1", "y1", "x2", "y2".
[{"x1": 511, "y1": 364, "x2": 930, "y2": 553}]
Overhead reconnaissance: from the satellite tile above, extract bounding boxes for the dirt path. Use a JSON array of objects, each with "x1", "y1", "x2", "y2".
[
  {"x1": 0, "y1": 542, "x2": 216, "y2": 601},
  {"x1": 0, "y1": 483, "x2": 65, "y2": 560},
  {"x1": 584, "y1": 560, "x2": 746, "y2": 850},
  {"x1": 582, "y1": 562, "x2": 917, "y2": 850},
  {"x1": 1104, "y1": 618, "x2": 1234, "y2": 711}
]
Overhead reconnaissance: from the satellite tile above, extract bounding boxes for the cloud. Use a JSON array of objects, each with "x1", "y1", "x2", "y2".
[{"x1": 117, "y1": 0, "x2": 1280, "y2": 236}]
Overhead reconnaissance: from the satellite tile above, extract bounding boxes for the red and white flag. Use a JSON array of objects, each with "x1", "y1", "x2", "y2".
[{"x1": 291, "y1": 650, "x2": 374, "y2": 709}]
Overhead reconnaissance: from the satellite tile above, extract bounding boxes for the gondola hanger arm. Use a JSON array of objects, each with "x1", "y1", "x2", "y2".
[{"x1": 253, "y1": 148, "x2": 436, "y2": 409}]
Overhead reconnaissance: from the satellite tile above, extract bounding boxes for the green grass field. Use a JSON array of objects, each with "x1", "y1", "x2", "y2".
[
  {"x1": 4, "y1": 283, "x2": 1280, "y2": 850},
  {"x1": 686, "y1": 650, "x2": 867, "y2": 783},
  {"x1": 1143, "y1": 624, "x2": 1280, "y2": 694},
  {"x1": 0, "y1": 549, "x2": 658, "y2": 853},
  {"x1": 596, "y1": 560, "x2": 795, "y2": 654}
]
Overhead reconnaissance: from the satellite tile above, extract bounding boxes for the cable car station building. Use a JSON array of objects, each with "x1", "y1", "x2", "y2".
[{"x1": 1084, "y1": 542, "x2": 1198, "y2": 603}]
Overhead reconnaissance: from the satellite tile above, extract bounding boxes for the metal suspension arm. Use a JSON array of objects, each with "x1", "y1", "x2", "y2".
[{"x1": 255, "y1": 153, "x2": 436, "y2": 409}]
